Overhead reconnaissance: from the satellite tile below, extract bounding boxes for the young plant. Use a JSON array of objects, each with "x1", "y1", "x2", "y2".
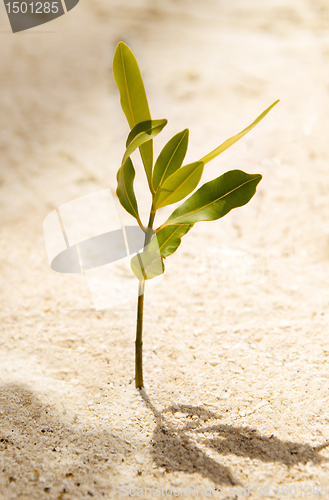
[{"x1": 113, "y1": 42, "x2": 279, "y2": 389}]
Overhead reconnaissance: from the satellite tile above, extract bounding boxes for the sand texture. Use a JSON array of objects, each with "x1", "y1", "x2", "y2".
[{"x1": 1, "y1": 0, "x2": 329, "y2": 498}]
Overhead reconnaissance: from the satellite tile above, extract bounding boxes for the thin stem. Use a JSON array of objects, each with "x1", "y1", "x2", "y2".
[
  {"x1": 135, "y1": 279, "x2": 145, "y2": 389},
  {"x1": 135, "y1": 207, "x2": 156, "y2": 389}
]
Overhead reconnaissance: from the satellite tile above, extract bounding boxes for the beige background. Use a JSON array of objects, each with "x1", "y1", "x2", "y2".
[{"x1": 1, "y1": 0, "x2": 329, "y2": 498}]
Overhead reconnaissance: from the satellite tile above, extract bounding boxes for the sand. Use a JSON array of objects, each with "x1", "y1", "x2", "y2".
[{"x1": 1, "y1": 0, "x2": 329, "y2": 498}]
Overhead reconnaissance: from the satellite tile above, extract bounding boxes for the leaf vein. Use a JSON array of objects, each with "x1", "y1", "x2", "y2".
[
  {"x1": 120, "y1": 45, "x2": 135, "y2": 128},
  {"x1": 166, "y1": 176, "x2": 260, "y2": 225}
]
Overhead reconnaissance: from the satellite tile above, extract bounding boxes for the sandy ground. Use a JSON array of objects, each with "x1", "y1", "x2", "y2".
[{"x1": 1, "y1": 0, "x2": 329, "y2": 498}]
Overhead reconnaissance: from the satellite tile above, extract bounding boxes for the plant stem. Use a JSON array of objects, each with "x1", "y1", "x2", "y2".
[
  {"x1": 135, "y1": 208, "x2": 155, "y2": 389},
  {"x1": 135, "y1": 279, "x2": 145, "y2": 389}
]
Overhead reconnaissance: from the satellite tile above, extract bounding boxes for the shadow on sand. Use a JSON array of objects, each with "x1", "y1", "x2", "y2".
[
  {"x1": 1, "y1": 383, "x2": 328, "y2": 497},
  {"x1": 140, "y1": 389, "x2": 329, "y2": 487},
  {"x1": 0, "y1": 383, "x2": 130, "y2": 499}
]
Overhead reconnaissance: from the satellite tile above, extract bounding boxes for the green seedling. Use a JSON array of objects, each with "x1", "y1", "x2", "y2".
[{"x1": 113, "y1": 42, "x2": 279, "y2": 389}]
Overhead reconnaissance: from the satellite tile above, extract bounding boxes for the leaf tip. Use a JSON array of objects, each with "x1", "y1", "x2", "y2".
[
  {"x1": 114, "y1": 40, "x2": 129, "y2": 53},
  {"x1": 113, "y1": 41, "x2": 124, "y2": 61}
]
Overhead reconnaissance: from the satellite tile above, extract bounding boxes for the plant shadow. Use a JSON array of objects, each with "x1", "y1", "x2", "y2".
[
  {"x1": 140, "y1": 390, "x2": 329, "y2": 487},
  {"x1": 0, "y1": 383, "x2": 131, "y2": 499},
  {"x1": 2, "y1": 383, "x2": 328, "y2": 495}
]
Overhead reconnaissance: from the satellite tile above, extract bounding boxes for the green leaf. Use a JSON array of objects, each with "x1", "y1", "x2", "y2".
[
  {"x1": 122, "y1": 119, "x2": 167, "y2": 166},
  {"x1": 131, "y1": 251, "x2": 165, "y2": 280},
  {"x1": 150, "y1": 224, "x2": 194, "y2": 258},
  {"x1": 152, "y1": 129, "x2": 189, "y2": 191},
  {"x1": 113, "y1": 42, "x2": 153, "y2": 186},
  {"x1": 116, "y1": 157, "x2": 140, "y2": 223},
  {"x1": 154, "y1": 161, "x2": 204, "y2": 209},
  {"x1": 113, "y1": 42, "x2": 151, "y2": 128},
  {"x1": 200, "y1": 100, "x2": 280, "y2": 164},
  {"x1": 161, "y1": 170, "x2": 262, "y2": 226}
]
